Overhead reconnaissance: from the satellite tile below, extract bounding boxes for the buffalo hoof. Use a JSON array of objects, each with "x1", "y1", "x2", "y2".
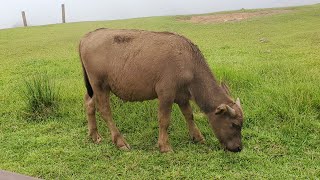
[
  {"x1": 119, "y1": 145, "x2": 131, "y2": 151},
  {"x1": 158, "y1": 143, "x2": 173, "y2": 153},
  {"x1": 191, "y1": 131, "x2": 205, "y2": 144},
  {"x1": 90, "y1": 132, "x2": 102, "y2": 144},
  {"x1": 114, "y1": 135, "x2": 131, "y2": 151},
  {"x1": 193, "y1": 137, "x2": 206, "y2": 144}
]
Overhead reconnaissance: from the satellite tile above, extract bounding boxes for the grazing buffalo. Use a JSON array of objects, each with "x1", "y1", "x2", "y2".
[{"x1": 79, "y1": 28, "x2": 243, "y2": 153}]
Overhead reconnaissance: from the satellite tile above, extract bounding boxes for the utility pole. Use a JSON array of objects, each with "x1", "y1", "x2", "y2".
[
  {"x1": 61, "y1": 4, "x2": 66, "y2": 23},
  {"x1": 21, "y1": 11, "x2": 27, "y2": 27}
]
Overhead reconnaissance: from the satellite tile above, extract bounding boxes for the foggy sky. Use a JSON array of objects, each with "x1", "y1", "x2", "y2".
[{"x1": 1, "y1": 0, "x2": 320, "y2": 29}]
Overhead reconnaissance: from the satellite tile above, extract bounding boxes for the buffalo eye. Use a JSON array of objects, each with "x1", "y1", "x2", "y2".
[{"x1": 232, "y1": 123, "x2": 241, "y2": 130}]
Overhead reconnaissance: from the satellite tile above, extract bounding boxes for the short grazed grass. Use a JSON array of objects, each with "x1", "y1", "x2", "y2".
[{"x1": 0, "y1": 4, "x2": 319, "y2": 179}]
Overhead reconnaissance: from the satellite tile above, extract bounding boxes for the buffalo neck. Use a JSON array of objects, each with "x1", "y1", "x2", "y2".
[{"x1": 190, "y1": 65, "x2": 233, "y2": 114}]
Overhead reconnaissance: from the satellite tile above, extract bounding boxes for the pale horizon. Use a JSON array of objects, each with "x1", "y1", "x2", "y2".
[{"x1": 1, "y1": 0, "x2": 320, "y2": 29}]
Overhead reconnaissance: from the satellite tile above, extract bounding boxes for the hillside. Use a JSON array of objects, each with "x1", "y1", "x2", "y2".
[{"x1": 0, "y1": 4, "x2": 319, "y2": 179}]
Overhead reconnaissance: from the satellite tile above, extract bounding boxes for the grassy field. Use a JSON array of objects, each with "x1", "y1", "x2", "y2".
[{"x1": 1, "y1": 4, "x2": 320, "y2": 179}]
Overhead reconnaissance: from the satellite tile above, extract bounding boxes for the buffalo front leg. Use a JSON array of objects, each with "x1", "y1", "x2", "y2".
[
  {"x1": 95, "y1": 90, "x2": 130, "y2": 150},
  {"x1": 84, "y1": 93, "x2": 102, "y2": 143},
  {"x1": 157, "y1": 98, "x2": 174, "y2": 153},
  {"x1": 178, "y1": 101, "x2": 205, "y2": 143}
]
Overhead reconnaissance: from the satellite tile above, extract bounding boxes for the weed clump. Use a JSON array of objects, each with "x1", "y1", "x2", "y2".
[{"x1": 22, "y1": 73, "x2": 59, "y2": 121}]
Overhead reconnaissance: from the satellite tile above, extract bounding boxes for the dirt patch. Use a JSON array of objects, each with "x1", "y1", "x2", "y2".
[{"x1": 179, "y1": 10, "x2": 292, "y2": 24}]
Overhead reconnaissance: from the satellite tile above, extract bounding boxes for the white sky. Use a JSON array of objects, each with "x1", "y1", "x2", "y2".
[{"x1": 0, "y1": 0, "x2": 320, "y2": 29}]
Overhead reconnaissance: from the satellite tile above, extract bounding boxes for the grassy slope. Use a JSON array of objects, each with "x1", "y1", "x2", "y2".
[{"x1": 0, "y1": 4, "x2": 319, "y2": 179}]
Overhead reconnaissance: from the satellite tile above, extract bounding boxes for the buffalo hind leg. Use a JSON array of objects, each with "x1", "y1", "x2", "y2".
[
  {"x1": 95, "y1": 89, "x2": 130, "y2": 150},
  {"x1": 85, "y1": 93, "x2": 102, "y2": 143},
  {"x1": 157, "y1": 93, "x2": 175, "y2": 153},
  {"x1": 178, "y1": 101, "x2": 205, "y2": 143}
]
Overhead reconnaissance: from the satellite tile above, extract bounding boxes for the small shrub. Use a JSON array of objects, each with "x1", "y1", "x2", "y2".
[{"x1": 22, "y1": 73, "x2": 59, "y2": 121}]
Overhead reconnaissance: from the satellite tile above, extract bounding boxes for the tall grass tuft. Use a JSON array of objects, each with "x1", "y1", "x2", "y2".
[{"x1": 22, "y1": 73, "x2": 60, "y2": 121}]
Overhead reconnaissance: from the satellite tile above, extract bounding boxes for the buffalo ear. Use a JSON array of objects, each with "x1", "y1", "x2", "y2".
[
  {"x1": 221, "y1": 82, "x2": 231, "y2": 95},
  {"x1": 215, "y1": 104, "x2": 227, "y2": 115},
  {"x1": 215, "y1": 104, "x2": 236, "y2": 117}
]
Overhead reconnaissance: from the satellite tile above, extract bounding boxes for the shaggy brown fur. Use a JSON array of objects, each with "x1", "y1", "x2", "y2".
[{"x1": 79, "y1": 28, "x2": 244, "y2": 152}]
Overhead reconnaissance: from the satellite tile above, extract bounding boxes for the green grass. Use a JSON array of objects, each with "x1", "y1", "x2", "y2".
[
  {"x1": 22, "y1": 73, "x2": 59, "y2": 121},
  {"x1": 0, "y1": 4, "x2": 320, "y2": 179}
]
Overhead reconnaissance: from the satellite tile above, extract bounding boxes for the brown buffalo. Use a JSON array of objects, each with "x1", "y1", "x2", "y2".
[{"x1": 79, "y1": 28, "x2": 244, "y2": 153}]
